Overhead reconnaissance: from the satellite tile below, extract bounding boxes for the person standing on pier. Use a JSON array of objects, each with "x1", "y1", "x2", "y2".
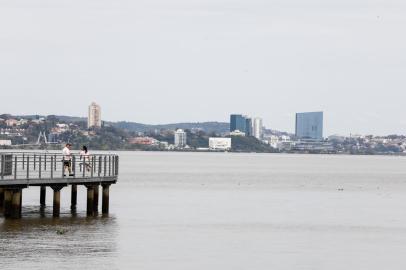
[
  {"x1": 80, "y1": 145, "x2": 91, "y2": 172},
  {"x1": 63, "y1": 143, "x2": 74, "y2": 177}
]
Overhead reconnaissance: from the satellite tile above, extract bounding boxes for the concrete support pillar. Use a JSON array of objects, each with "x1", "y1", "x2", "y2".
[
  {"x1": 86, "y1": 186, "x2": 94, "y2": 216},
  {"x1": 51, "y1": 186, "x2": 63, "y2": 217},
  {"x1": 0, "y1": 188, "x2": 4, "y2": 213},
  {"x1": 40, "y1": 186, "x2": 46, "y2": 207},
  {"x1": 93, "y1": 185, "x2": 99, "y2": 214},
  {"x1": 11, "y1": 189, "x2": 22, "y2": 219},
  {"x1": 19, "y1": 189, "x2": 22, "y2": 217},
  {"x1": 4, "y1": 189, "x2": 12, "y2": 217},
  {"x1": 102, "y1": 184, "x2": 110, "y2": 214},
  {"x1": 71, "y1": 184, "x2": 77, "y2": 210}
]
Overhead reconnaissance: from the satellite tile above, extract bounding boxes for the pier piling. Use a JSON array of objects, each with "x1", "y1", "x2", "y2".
[
  {"x1": 71, "y1": 184, "x2": 77, "y2": 210},
  {"x1": 11, "y1": 189, "x2": 22, "y2": 219},
  {"x1": 0, "y1": 188, "x2": 4, "y2": 213},
  {"x1": 40, "y1": 186, "x2": 46, "y2": 207},
  {"x1": 93, "y1": 184, "x2": 99, "y2": 214},
  {"x1": 86, "y1": 185, "x2": 94, "y2": 216},
  {"x1": 52, "y1": 186, "x2": 64, "y2": 217},
  {"x1": 102, "y1": 184, "x2": 110, "y2": 214},
  {"x1": 4, "y1": 190, "x2": 12, "y2": 217}
]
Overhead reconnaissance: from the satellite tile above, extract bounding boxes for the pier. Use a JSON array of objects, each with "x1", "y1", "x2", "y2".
[{"x1": 0, "y1": 152, "x2": 118, "y2": 219}]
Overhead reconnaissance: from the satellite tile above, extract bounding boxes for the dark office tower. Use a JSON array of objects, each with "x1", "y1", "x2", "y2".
[
  {"x1": 230, "y1": 114, "x2": 247, "y2": 133},
  {"x1": 295, "y1": 112, "x2": 324, "y2": 140},
  {"x1": 245, "y1": 118, "x2": 252, "y2": 136}
]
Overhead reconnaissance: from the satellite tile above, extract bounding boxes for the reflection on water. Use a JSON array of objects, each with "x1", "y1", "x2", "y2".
[{"x1": 0, "y1": 207, "x2": 117, "y2": 270}]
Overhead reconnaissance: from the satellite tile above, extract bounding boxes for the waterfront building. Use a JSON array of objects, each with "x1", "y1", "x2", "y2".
[
  {"x1": 230, "y1": 130, "x2": 246, "y2": 136},
  {"x1": 88, "y1": 102, "x2": 102, "y2": 128},
  {"x1": 5, "y1": 119, "x2": 18, "y2": 127},
  {"x1": 266, "y1": 135, "x2": 279, "y2": 148},
  {"x1": 159, "y1": 141, "x2": 169, "y2": 150},
  {"x1": 292, "y1": 141, "x2": 334, "y2": 153},
  {"x1": 328, "y1": 134, "x2": 346, "y2": 143},
  {"x1": 174, "y1": 129, "x2": 187, "y2": 148},
  {"x1": 209, "y1": 138, "x2": 232, "y2": 151},
  {"x1": 0, "y1": 139, "x2": 12, "y2": 146},
  {"x1": 129, "y1": 137, "x2": 159, "y2": 145},
  {"x1": 295, "y1": 112, "x2": 323, "y2": 140},
  {"x1": 252, "y1": 117, "x2": 263, "y2": 140}
]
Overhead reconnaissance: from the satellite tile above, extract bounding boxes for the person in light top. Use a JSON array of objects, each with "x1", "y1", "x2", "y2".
[
  {"x1": 80, "y1": 145, "x2": 91, "y2": 172},
  {"x1": 62, "y1": 143, "x2": 74, "y2": 176}
]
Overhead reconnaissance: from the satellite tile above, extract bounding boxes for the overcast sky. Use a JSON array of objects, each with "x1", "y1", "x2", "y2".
[{"x1": 1, "y1": 0, "x2": 405, "y2": 135}]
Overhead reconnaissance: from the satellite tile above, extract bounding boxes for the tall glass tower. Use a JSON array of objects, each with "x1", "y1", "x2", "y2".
[
  {"x1": 230, "y1": 114, "x2": 247, "y2": 133},
  {"x1": 295, "y1": 112, "x2": 323, "y2": 140}
]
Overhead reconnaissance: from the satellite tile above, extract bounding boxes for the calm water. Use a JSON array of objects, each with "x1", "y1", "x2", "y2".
[{"x1": 1, "y1": 152, "x2": 406, "y2": 269}]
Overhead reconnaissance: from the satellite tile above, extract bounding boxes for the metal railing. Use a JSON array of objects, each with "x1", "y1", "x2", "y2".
[{"x1": 0, "y1": 152, "x2": 119, "y2": 182}]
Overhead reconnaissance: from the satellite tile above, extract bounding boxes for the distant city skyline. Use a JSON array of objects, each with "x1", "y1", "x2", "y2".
[{"x1": 1, "y1": 0, "x2": 406, "y2": 136}]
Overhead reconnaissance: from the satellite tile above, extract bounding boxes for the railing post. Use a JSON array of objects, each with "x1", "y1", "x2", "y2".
[
  {"x1": 72, "y1": 156, "x2": 76, "y2": 176},
  {"x1": 109, "y1": 156, "x2": 111, "y2": 176},
  {"x1": 104, "y1": 156, "x2": 107, "y2": 177},
  {"x1": 111, "y1": 156, "x2": 115, "y2": 177},
  {"x1": 50, "y1": 156, "x2": 54, "y2": 179},
  {"x1": 39, "y1": 156, "x2": 42, "y2": 179},
  {"x1": 91, "y1": 156, "x2": 94, "y2": 178},
  {"x1": 14, "y1": 156, "x2": 17, "y2": 180},
  {"x1": 34, "y1": 154, "x2": 36, "y2": 171},
  {"x1": 98, "y1": 156, "x2": 102, "y2": 177},
  {"x1": 62, "y1": 157, "x2": 65, "y2": 178},
  {"x1": 22, "y1": 153, "x2": 25, "y2": 170},
  {"x1": 115, "y1": 156, "x2": 119, "y2": 176},
  {"x1": 82, "y1": 157, "x2": 86, "y2": 178},
  {"x1": 44, "y1": 154, "x2": 47, "y2": 171},
  {"x1": 93, "y1": 156, "x2": 96, "y2": 173},
  {"x1": 1, "y1": 154, "x2": 4, "y2": 180},
  {"x1": 26, "y1": 156, "x2": 30, "y2": 179}
]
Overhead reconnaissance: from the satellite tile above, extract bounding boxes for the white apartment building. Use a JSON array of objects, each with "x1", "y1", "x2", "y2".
[
  {"x1": 174, "y1": 129, "x2": 187, "y2": 148},
  {"x1": 209, "y1": 138, "x2": 232, "y2": 151},
  {"x1": 88, "y1": 102, "x2": 102, "y2": 128},
  {"x1": 0, "y1": 140, "x2": 12, "y2": 146},
  {"x1": 252, "y1": 117, "x2": 263, "y2": 140}
]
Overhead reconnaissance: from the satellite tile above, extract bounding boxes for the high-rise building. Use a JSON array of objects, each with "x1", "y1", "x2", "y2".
[
  {"x1": 295, "y1": 112, "x2": 323, "y2": 140},
  {"x1": 252, "y1": 117, "x2": 263, "y2": 140},
  {"x1": 174, "y1": 129, "x2": 187, "y2": 148},
  {"x1": 88, "y1": 102, "x2": 102, "y2": 128},
  {"x1": 230, "y1": 114, "x2": 247, "y2": 133},
  {"x1": 245, "y1": 117, "x2": 253, "y2": 136}
]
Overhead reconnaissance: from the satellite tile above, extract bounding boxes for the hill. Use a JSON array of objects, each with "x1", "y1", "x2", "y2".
[{"x1": 112, "y1": 121, "x2": 230, "y2": 134}]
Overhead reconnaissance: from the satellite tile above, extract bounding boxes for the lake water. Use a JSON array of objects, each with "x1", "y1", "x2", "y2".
[{"x1": 1, "y1": 152, "x2": 406, "y2": 269}]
